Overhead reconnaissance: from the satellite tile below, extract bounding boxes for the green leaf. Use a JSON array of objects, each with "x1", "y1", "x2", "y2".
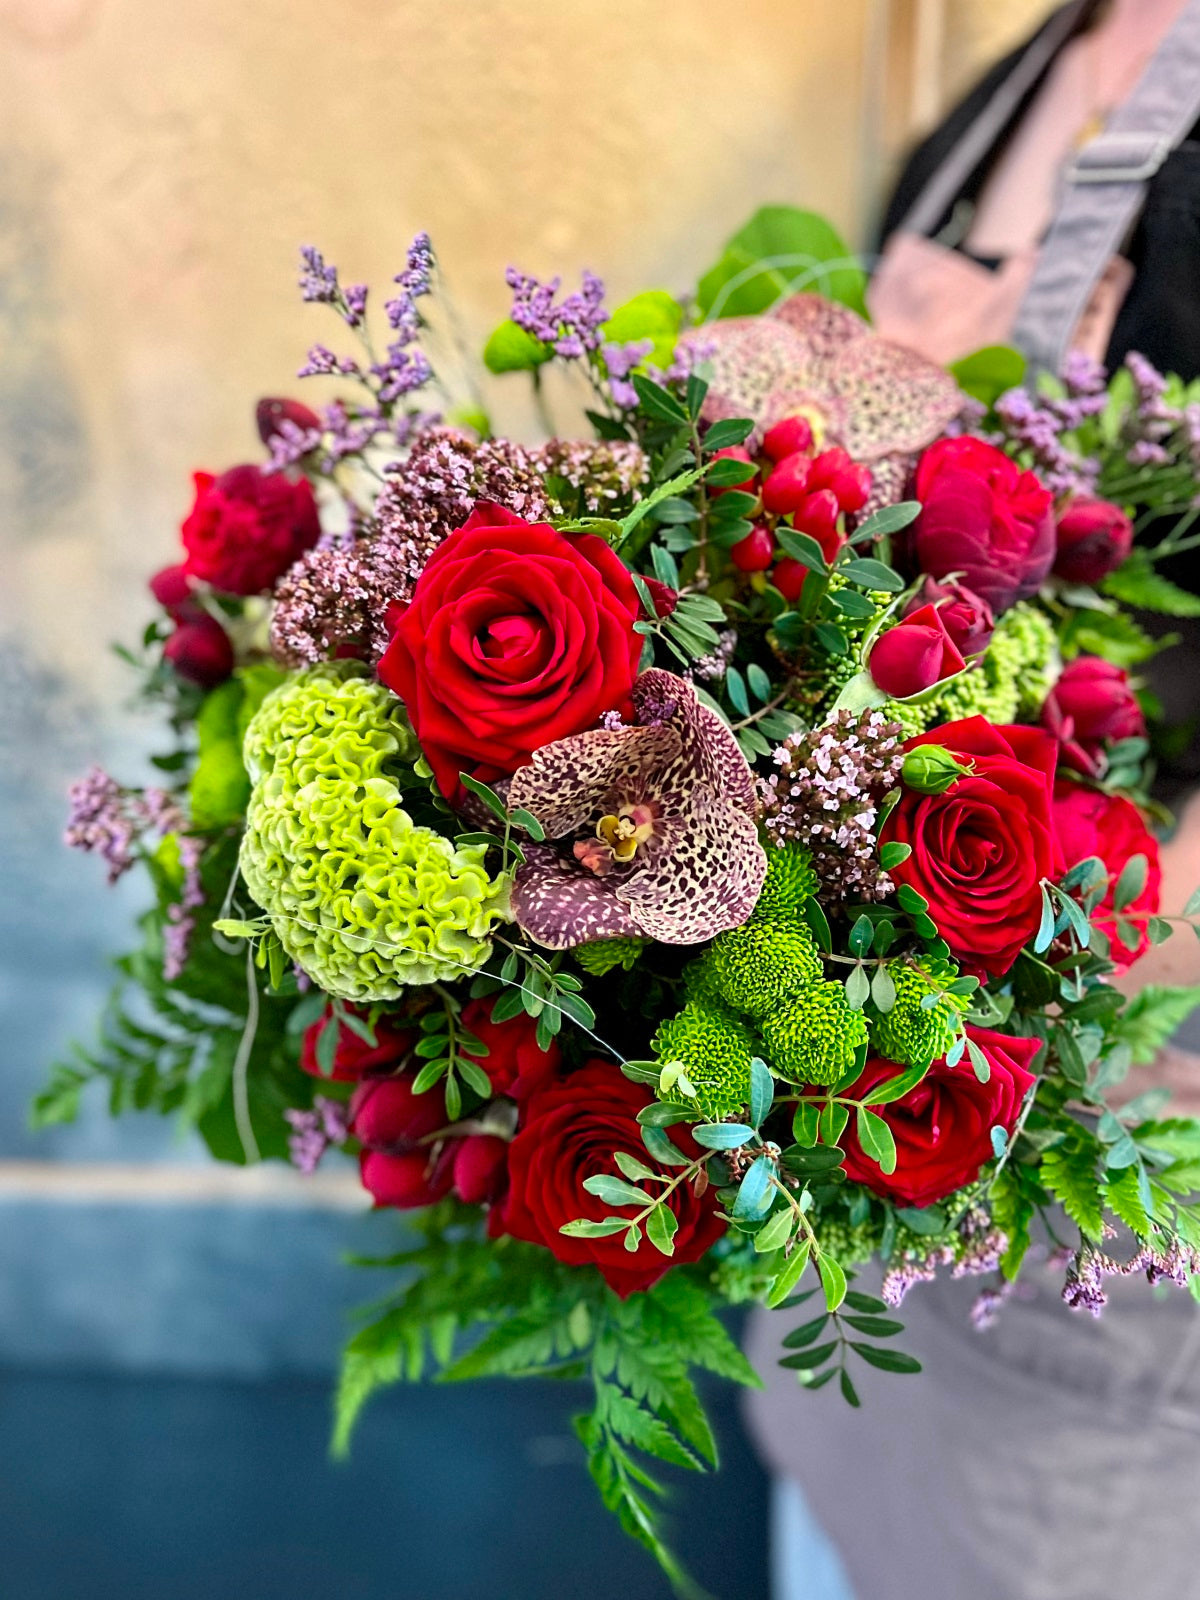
[
  {"x1": 641, "y1": 1124, "x2": 692, "y2": 1167},
  {"x1": 732, "y1": 1154, "x2": 775, "y2": 1219},
  {"x1": 843, "y1": 1315, "x2": 904, "y2": 1337},
  {"x1": 803, "y1": 897, "x2": 833, "y2": 953},
  {"x1": 614, "y1": 1150, "x2": 660, "y2": 1184},
  {"x1": 1042, "y1": 1141, "x2": 1104, "y2": 1240},
  {"x1": 849, "y1": 1343, "x2": 922, "y2": 1374},
  {"x1": 754, "y1": 1206, "x2": 795, "y2": 1254},
  {"x1": 1102, "y1": 549, "x2": 1200, "y2": 616},
  {"x1": 766, "y1": 1238, "x2": 812, "y2": 1308},
  {"x1": 483, "y1": 319, "x2": 551, "y2": 374},
  {"x1": 749, "y1": 1056, "x2": 774, "y2": 1129},
  {"x1": 781, "y1": 1313, "x2": 828, "y2": 1347},
  {"x1": 844, "y1": 1290, "x2": 887, "y2": 1314},
  {"x1": 839, "y1": 1369, "x2": 861, "y2": 1407},
  {"x1": 852, "y1": 501, "x2": 921, "y2": 541},
  {"x1": 746, "y1": 662, "x2": 772, "y2": 702},
  {"x1": 560, "y1": 1217, "x2": 632, "y2": 1238},
  {"x1": 870, "y1": 963, "x2": 897, "y2": 1014},
  {"x1": 691, "y1": 1122, "x2": 754, "y2": 1149},
  {"x1": 703, "y1": 417, "x2": 756, "y2": 452},
  {"x1": 509, "y1": 807, "x2": 546, "y2": 842},
  {"x1": 861, "y1": 1063, "x2": 926, "y2": 1104},
  {"x1": 1072, "y1": 609, "x2": 1164, "y2": 668},
  {"x1": 458, "y1": 772, "x2": 508, "y2": 821},
  {"x1": 856, "y1": 1107, "x2": 898, "y2": 1174},
  {"x1": 646, "y1": 1203, "x2": 679, "y2": 1257},
  {"x1": 695, "y1": 205, "x2": 868, "y2": 320},
  {"x1": 1116, "y1": 985, "x2": 1200, "y2": 1064},
  {"x1": 879, "y1": 841, "x2": 912, "y2": 871},
  {"x1": 583, "y1": 1174, "x2": 652, "y2": 1208},
  {"x1": 817, "y1": 1252, "x2": 847, "y2": 1311},
  {"x1": 845, "y1": 964, "x2": 870, "y2": 1010},
  {"x1": 779, "y1": 1340, "x2": 840, "y2": 1371},
  {"x1": 775, "y1": 527, "x2": 828, "y2": 572},
  {"x1": 840, "y1": 557, "x2": 905, "y2": 593},
  {"x1": 601, "y1": 289, "x2": 683, "y2": 370},
  {"x1": 948, "y1": 343, "x2": 1027, "y2": 406},
  {"x1": 631, "y1": 372, "x2": 689, "y2": 425}
]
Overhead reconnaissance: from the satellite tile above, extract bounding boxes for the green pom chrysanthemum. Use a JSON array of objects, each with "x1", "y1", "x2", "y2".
[
  {"x1": 240, "y1": 662, "x2": 509, "y2": 1001},
  {"x1": 652, "y1": 1000, "x2": 756, "y2": 1121},
  {"x1": 760, "y1": 981, "x2": 868, "y2": 1086},
  {"x1": 572, "y1": 936, "x2": 650, "y2": 977},
  {"x1": 752, "y1": 844, "x2": 819, "y2": 919},
  {"x1": 708, "y1": 917, "x2": 822, "y2": 1018},
  {"x1": 869, "y1": 961, "x2": 968, "y2": 1069}
]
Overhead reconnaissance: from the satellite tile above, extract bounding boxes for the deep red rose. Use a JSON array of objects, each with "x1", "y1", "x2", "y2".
[
  {"x1": 378, "y1": 503, "x2": 643, "y2": 799},
  {"x1": 491, "y1": 1058, "x2": 724, "y2": 1297},
  {"x1": 181, "y1": 465, "x2": 320, "y2": 596},
  {"x1": 351, "y1": 1074, "x2": 454, "y2": 1209},
  {"x1": 911, "y1": 436, "x2": 1055, "y2": 613},
  {"x1": 905, "y1": 575, "x2": 995, "y2": 659},
  {"x1": 459, "y1": 1000, "x2": 560, "y2": 1100},
  {"x1": 1053, "y1": 497, "x2": 1133, "y2": 586},
  {"x1": 869, "y1": 603, "x2": 966, "y2": 699},
  {"x1": 1042, "y1": 656, "x2": 1146, "y2": 777},
  {"x1": 1052, "y1": 781, "x2": 1161, "y2": 970},
  {"x1": 453, "y1": 1134, "x2": 509, "y2": 1204},
  {"x1": 163, "y1": 614, "x2": 234, "y2": 687},
  {"x1": 255, "y1": 396, "x2": 322, "y2": 448},
  {"x1": 300, "y1": 1006, "x2": 415, "y2": 1083},
  {"x1": 882, "y1": 717, "x2": 1063, "y2": 977},
  {"x1": 840, "y1": 1029, "x2": 1040, "y2": 1207}
]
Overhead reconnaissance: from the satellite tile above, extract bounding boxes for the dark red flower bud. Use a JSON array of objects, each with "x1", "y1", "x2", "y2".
[
  {"x1": 641, "y1": 576, "x2": 679, "y2": 618},
  {"x1": 149, "y1": 563, "x2": 198, "y2": 620},
  {"x1": 255, "y1": 397, "x2": 322, "y2": 447},
  {"x1": 906, "y1": 576, "x2": 995, "y2": 659},
  {"x1": 869, "y1": 603, "x2": 966, "y2": 699},
  {"x1": 730, "y1": 525, "x2": 776, "y2": 572},
  {"x1": 1041, "y1": 656, "x2": 1145, "y2": 776},
  {"x1": 351, "y1": 1075, "x2": 455, "y2": 1210},
  {"x1": 453, "y1": 1134, "x2": 509, "y2": 1204},
  {"x1": 761, "y1": 453, "x2": 812, "y2": 515},
  {"x1": 163, "y1": 615, "x2": 234, "y2": 688},
  {"x1": 1052, "y1": 497, "x2": 1134, "y2": 585},
  {"x1": 762, "y1": 414, "x2": 814, "y2": 462}
]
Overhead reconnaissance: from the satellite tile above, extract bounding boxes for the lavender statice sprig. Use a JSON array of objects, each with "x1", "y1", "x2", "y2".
[{"x1": 506, "y1": 266, "x2": 608, "y2": 359}]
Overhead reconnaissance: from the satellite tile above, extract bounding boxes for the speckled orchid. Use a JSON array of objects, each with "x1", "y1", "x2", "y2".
[
  {"x1": 678, "y1": 293, "x2": 964, "y2": 505},
  {"x1": 507, "y1": 669, "x2": 767, "y2": 948}
]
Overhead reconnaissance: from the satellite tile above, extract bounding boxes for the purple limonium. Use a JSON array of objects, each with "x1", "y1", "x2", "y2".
[
  {"x1": 506, "y1": 266, "x2": 608, "y2": 359},
  {"x1": 65, "y1": 767, "x2": 137, "y2": 883},
  {"x1": 342, "y1": 283, "x2": 368, "y2": 327},
  {"x1": 285, "y1": 1097, "x2": 350, "y2": 1175},
  {"x1": 601, "y1": 339, "x2": 654, "y2": 409},
  {"x1": 298, "y1": 244, "x2": 339, "y2": 304},
  {"x1": 298, "y1": 345, "x2": 360, "y2": 380}
]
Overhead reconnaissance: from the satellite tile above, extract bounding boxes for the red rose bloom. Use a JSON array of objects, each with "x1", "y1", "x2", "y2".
[
  {"x1": 882, "y1": 717, "x2": 1063, "y2": 978},
  {"x1": 868, "y1": 603, "x2": 966, "y2": 699},
  {"x1": 300, "y1": 1007, "x2": 415, "y2": 1082},
  {"x1": 1042, "y1": 656, "x2": 1146, "y2": 777},
  {"x1": 1052, "y1": 497, "x2": 1133, "y2": 586},
  {"x1": 351, "y1": 1074, "x2": 454, "y2": 1209},
  {"x1": 905, "y1": 576, "x2": 995, "y2": 659},
  {"x1": 492, "y1": 1058, "x2": 724, "y2": 1297},
  {"x1": 181, "y1": 465, "x2": 320, "y2": 596},
  {"x1": 910, "y1": 437, "x2": 1055, "y2": 614},
  {"x1": 458, "y1": 1000, "x2": 560, "y2": 1100},
  {"x1": 840, "y1": 1028, "x2": 1040, "y2": 1207},
  {"x1": 378, "y1": 503, "x2": 643, "y2": 799},
  {"x1": 1052, "y1": 781, "x2": 1161, "y2": 970}
]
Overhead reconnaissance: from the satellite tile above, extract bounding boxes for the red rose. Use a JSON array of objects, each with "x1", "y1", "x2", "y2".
[
  {"x1": 351, "y1": 1074, "x2": 454, "y2": 1209},
  {"x1": 882, "y1": 717, "x2": 1063, "y2": 978},
  {"x1": 378, "y1": 503, "x2": 643, "y2": 799},
  {"x1": 492, "y1": 1058, "x2": 724, "y2": 1297},
  {"x1": 149, "y1": 563, "x2": 199, "y2": 619},
  {"x1": 911, "y1": 437, "x2": 1055, "y2": 613},
  {"x1": 840, "y1": 1029, "x2": 1040, "y2": 1207},
  {"x1": 1053, "y1": 498, "x2": 1133, "y2": 586},
  {"x1": 1052, "y1": 781, "x2": 1161, "y2": 970},
  {"x1": 868, "y1": 603, "x2": 966, "y2": 699},
  {"x1": 1042, "y1": 657, "x2": 1145, "y2": 777},
  {"x1": 459, "y1": 1000, "x2": 560, "y2": 1100},
  {"x1": 905, "y1": 576, "x2": 995, "y2": 659},
  {"x1": 163, "y1": 614, "x2": 234, "y2": 687},
  {"x1": 300, "y1": 1007, "x2": 415, "y2": 1082},
  {"x1": 181, "y1": 465, "x2": 320, "y2": 595}
]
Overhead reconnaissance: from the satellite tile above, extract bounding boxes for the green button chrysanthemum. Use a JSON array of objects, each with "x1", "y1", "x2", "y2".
[
  {"x1": 708, "y1": 916, "x2": 822, "y2": 1018},
  {"x1": 652, "y1": 1000, "x2": 756, "y2": 1121},
  {"x1": 240, "y1": 662, "x2": 509, "y2": 1001},
  {"x1": 869, "y1": 960, "x2": 968, "y2": 1070},
  {"x1": 752, "y1": 843, "x2": 819, "y2": 920},
  {"x1": 760, "y1": 981, "x2": 868, "y2": 1087}
]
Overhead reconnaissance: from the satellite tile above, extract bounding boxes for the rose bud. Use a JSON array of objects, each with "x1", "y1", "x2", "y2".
[
  {"x1": 640, "y1": 575, "x2": 678, "y2": 618},
  {"x1": 1041, "y1": 656, "x2": 1145, "y2": 776},
  {"x1": 792, "y1": 489, "x2": 842, "y2": 555},
  {"x1": 300, "y1": 1006, "x2": 414, "y2": 1082},
  {"x1": 910, "y1": 436, "x2": 1055, "y2": 613},
  {"x1": 868, "y1": 604, "x2": 966, "y2": 699},
  {"x1": 772, "y1": 557, "x2": 808, "y2": 603},
  {"x1": 901, "y1": 744, "x2": 973, "y2": 795},
  {"x1": 906, "y1": 575, "x2": 995, "y2": 659},
  {"x1": 730, "y1": 525, "x2": 776, "y2": 572},
  {"x1": 181, "y1": 464, "x2": 321, "y2": 596},
  {"x1": 708, "y1": 445, "x2": 756, "y2": 494},
  {"x1": 1052, "y1": 497, "x2": 1134, "y2": 585},
  {"x1": 255, "y1": 396, "x2": 322, "y2": 447},
  {"x1": 762, "y1": 414, "x2": 814, "y2": 462},
  {"x1": 452, "y1": 1133, "x2": 509, "y2": 1204},
  {"x1": 149, "y1": 563, "x2": 197, "y2": 618},
  {"x1": 163, "y1": 614, "x2": 234, "y2": 688},
  {"x1": 762, "y1": 453, "x2": 812, "y2": 515},
  {"x1": 351, "y1": 1075, "x2": 455, "y2": 1210}
]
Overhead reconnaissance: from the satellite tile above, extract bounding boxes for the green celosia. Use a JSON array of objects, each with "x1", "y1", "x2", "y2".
[
  {"x1": 652, "y1": 1000, "x2": 756, "y2": 1121},
  {"x1": 869, "y1": 960, "x2": 968, "y2": 1069},
  {"x1": 760, "y1": 981, "x2": 868, "y2": 1086},
  {"x1": 573, "y1": 936, "x2": 650, "y2": 976},
  {"x1": 240, "y1": 662, "x2": 509, "y2": 1001},
  {"x1": 708, "y1": 917, "x2": 822, "y2": 1018},
  {"x1": 752, "y1": 843, "x2": 819, "y2": 919},
  {"x1": 882, "y1": 602, "x2": 1058, "y2": 736}
]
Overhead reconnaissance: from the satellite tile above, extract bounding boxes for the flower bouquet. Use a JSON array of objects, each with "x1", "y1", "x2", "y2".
[{"x1": 53, "y1": 207, "x2": 1200, "y2": 1594}]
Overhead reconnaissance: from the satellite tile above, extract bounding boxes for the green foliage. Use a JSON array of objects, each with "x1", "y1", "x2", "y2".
[
  {"x1": 761, "y1": 982, "x2": 869, "y2": 1087},
  {"x1": 1066, "y1": 608, "x2": 1165, "y2": 668},
  {"x1": 707, "y1": 917, "x2": 822, "y2": 1018},
  {"x1": 1041, "y1": 1136, "x2": 1105, "y2": 1242},
  {"x1": 1115, "y1": 985, "x2": 1200, "y2": 1064},
  {"x1": 652, "y1": 1001, "x2": 755, "y2": 1121},
  {"x1": 601, "y1": 290, "x2": 683, "y2": 371},
  {"x1": 948, "y1": 344, "x2": 1026, "y2": 407},
  {"x1": 482, "y1": 318, "x2": 551, "y2": 373},
  {"x1": 1102, "y1": 549, "x2": 1200, "y2": 616},
  {"x1": 752, "y1": 844, "x2": 819, "y2": 919},
  {"x1": 573, "y1": 936, "x2": 651, "y2": 977},
  {"x1": 695, "y1": 205, "x2": 868, "y2": 320}
]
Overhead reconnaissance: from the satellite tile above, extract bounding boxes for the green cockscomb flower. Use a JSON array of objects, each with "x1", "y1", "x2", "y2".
[
  {"x1": 869, "y1": 960, "x2": 968, "y2": 1070},
  {"x1": 573, "y1": 936, "x2": 650, "y2": 977},
  {"x1": 708, "y1": 916, "x2": 822, "y2": 1018},
  {"x1": 652, "y1": 1000, "x2": 756, "y2": 1121},
  {"x1": 240, "y1": 662, "x2": 509, "y2": 1001},
  {"x1": 760, "y1": 981, "x2": 868, "y2": 1086},
  {"x1": 752, "y1": 843, "x2": 819, "y2": 919}
]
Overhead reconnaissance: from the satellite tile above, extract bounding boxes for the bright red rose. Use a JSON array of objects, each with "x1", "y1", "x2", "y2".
[
  {"x1": 869, "y1": 604, "x2": 966, "y2": 699},
  {"x1": 300, "y1": 1006, "x2": 415, "y2": 1082},
  {"x1": 1042, "y1": 656, "x2": 1146, "y2": 777},
  {"x1": 840, "y1": 1029, "x2": 1040, "y2": 1207},
  {"x1": 1053, "y1": 497, "x2": 1133, "y2": 586},
  {"x1": 163, "y1": 614, "x2": 234, "y2": 687},
  {"x1": 459, "y1": 1000, "x2": 560, "y2": 1100},
  {"x1": 351, "y1": 1074, "x2": 454, "y2": 1209},
  {"x1": 905, "y1": 575, "x2": 995, "y2": 659},
  {"x1": 910, "y1": 436, "x2": 1055, "y2": 613},
  {"x1": 491, "y1": 1058, "x2": 724, "y2": 1297},
  {"x1": 181, "y1": 465, "x2": 320, "y2": 596},
  {"x1": 378, "y1": 503, "x2": 643, "y2": 799},
  {"x1": 1052, "y1": 781, "x2": 1161, "y2": 970},
  {"x1": 882, "y1": 717, "x2": 1063, "y2": 978}
]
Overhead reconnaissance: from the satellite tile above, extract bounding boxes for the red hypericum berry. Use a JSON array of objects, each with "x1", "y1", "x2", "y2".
[
  {"x1": 772, "y1": 557, "x2": 808, "y2": 603},
  {"x1": 761, "y1": 453, "x2": 812, "y2": 516},
  {"x1": 255, "y1": 396, "x2": 322, "y2": 447},
  {"x1": 792, "y1": 488, "x2": 841, "y2": 549},
  {"x1": 829, "y1": 462, "x2": 872, "y2": 513},
  {"x1": 149, "y1": 563, "x2": 196, "y2": 618},
  {"x1": 762, "y1": 415, "x2": 814, "y2": 463},
  {"x1": 730, "y1": 525, "x2": 776, "y2": 572},
  {"x1": 805, "y1": 447, "x2": 853, "y2": 492},
  {"x1": 163, "y1": 614, "x2": 234, "y2": 688},
  {"x1": 709, "y1": 445, "x2": 756, "y2": 495}
]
